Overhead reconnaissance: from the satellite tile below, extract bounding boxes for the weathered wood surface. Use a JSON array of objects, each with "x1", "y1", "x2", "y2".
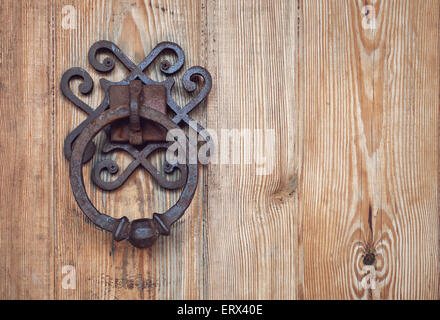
[
  {"x1": 0, "y1": 0, "x2": 438, "y2": 299},
  {"x1": 0, "y1": 1, "x2": 54, "y2": 299}
]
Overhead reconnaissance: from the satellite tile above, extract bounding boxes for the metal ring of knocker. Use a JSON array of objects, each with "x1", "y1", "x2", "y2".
[
  {"x1": 70, "y1": 106, "x2": 198, "y2": 248},
  {"x1": 62, "y1": 40, "x2": 211, "y2": 248}
]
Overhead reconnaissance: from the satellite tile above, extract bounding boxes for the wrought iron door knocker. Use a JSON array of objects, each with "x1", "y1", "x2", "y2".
[{"x1": 61, "y1": 40, "x2": 211, "y2": 248}]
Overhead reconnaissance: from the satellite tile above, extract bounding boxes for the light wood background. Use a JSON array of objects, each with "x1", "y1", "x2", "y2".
[{"x1": 0, "y1": 0, "x2": 438, "y2": 300}]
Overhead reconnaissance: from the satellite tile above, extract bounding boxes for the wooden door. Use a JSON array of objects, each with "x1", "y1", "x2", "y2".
[{"x1": 0, "y1": 0, "x2": 438, "y2": 299}]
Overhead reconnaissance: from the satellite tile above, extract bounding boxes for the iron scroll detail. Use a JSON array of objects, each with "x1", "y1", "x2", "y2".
[{"x1": 61, "y1": 41, "x2": 211, "y2": 248}]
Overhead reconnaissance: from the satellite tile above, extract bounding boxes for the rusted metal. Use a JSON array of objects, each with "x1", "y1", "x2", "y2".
[
  {"x1": 61, "y1": 40, "x2": 211, "y2": 248},
  {"x1": 109, "y1": 84, "x2": 168, "y2": 142},
  {"x1": 70, "y1": 106, "x2": 198, "y2": 248},
  {"x1": 127, "y1": 80, "x2": 143, "y2": 145},
  {"x1": 91, "y1": 140, "x2": 188, "y2": 191}
]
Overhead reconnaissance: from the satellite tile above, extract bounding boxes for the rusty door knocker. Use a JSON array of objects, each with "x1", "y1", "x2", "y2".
[{"x1": 61, "y1": 40, "x2": 211, "y2": 248}]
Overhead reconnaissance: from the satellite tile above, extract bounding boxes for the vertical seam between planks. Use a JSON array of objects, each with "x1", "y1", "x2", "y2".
[
  {"x1": 201, "y1": 0, "x2": 209, "y2": 300},
  {"x1": 436, "y1": 0, "x2": 440, "y2": 300},
  {"x1": 50, "y1": 0, "x2": 57, "y2": 299},
  {"x1": 296, "y1": 0, "x2": 304, "y2": 300},
  {"x1": 371, "y1": 0, "x2": 377, "y2": 301}
]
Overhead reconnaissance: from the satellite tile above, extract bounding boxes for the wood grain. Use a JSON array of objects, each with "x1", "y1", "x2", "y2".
[
  {"x1": 297, "y1": 0, "x2": 439, "y2": 299},
  {"x1": 53, "y1": 0, "x2": 209, "y2": 299},
  {"x1": 0, "y1": 0, "x2": 438, "y2": 299},
  {"x1": 0, "y1": 0, "x2": 54, "y2": 299},
  {"x1": 205, "y1": 0, "x2": 299, "y2": 299}
]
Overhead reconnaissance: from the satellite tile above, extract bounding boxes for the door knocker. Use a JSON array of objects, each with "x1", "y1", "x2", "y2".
[{"x1": 61, "y1": 40, "x2": 211, "y2": 248}]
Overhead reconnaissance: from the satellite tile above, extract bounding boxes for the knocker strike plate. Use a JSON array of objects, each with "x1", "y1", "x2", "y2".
[{"x1": 61, "y1": 40, "x2": 211, "y2": 248}]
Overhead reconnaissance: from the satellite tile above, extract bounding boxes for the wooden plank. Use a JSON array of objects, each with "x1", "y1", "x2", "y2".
[
  {"x1": 54, "y1": 0, "x2": 208, "y2": 299},
  {"x1": 0, "y1": 0, "x2": 438, "y2": 300},
  {"x1": 377, "y1": 0, "x2": 439, "y2": 299},
  {"x1": 205, "y1": 0, "x2": 299, "y2": 299},
  {"x1": 0, "y1": 0, "x2": 53, "y2": 299},
  {"x1": 297, "y1": 0, "x2": 439, "y2": 299}
]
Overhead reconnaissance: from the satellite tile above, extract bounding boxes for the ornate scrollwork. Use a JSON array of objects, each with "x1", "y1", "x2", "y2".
[
  {"x1": 62, "y1": 40, "x2": 211, "y2": 248},
  {"x1": 62, "y1": 40, "x2": 211, "y2": 182},
  {"x1": 92, "y1": 141, "x2": 187, "y2": 191},
  {"x1": 60, "y1": 67, "x2": 100, "y2": 163},
  {"x1": 87, "y1": 40, "x2": 185, "y2": 75}
]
